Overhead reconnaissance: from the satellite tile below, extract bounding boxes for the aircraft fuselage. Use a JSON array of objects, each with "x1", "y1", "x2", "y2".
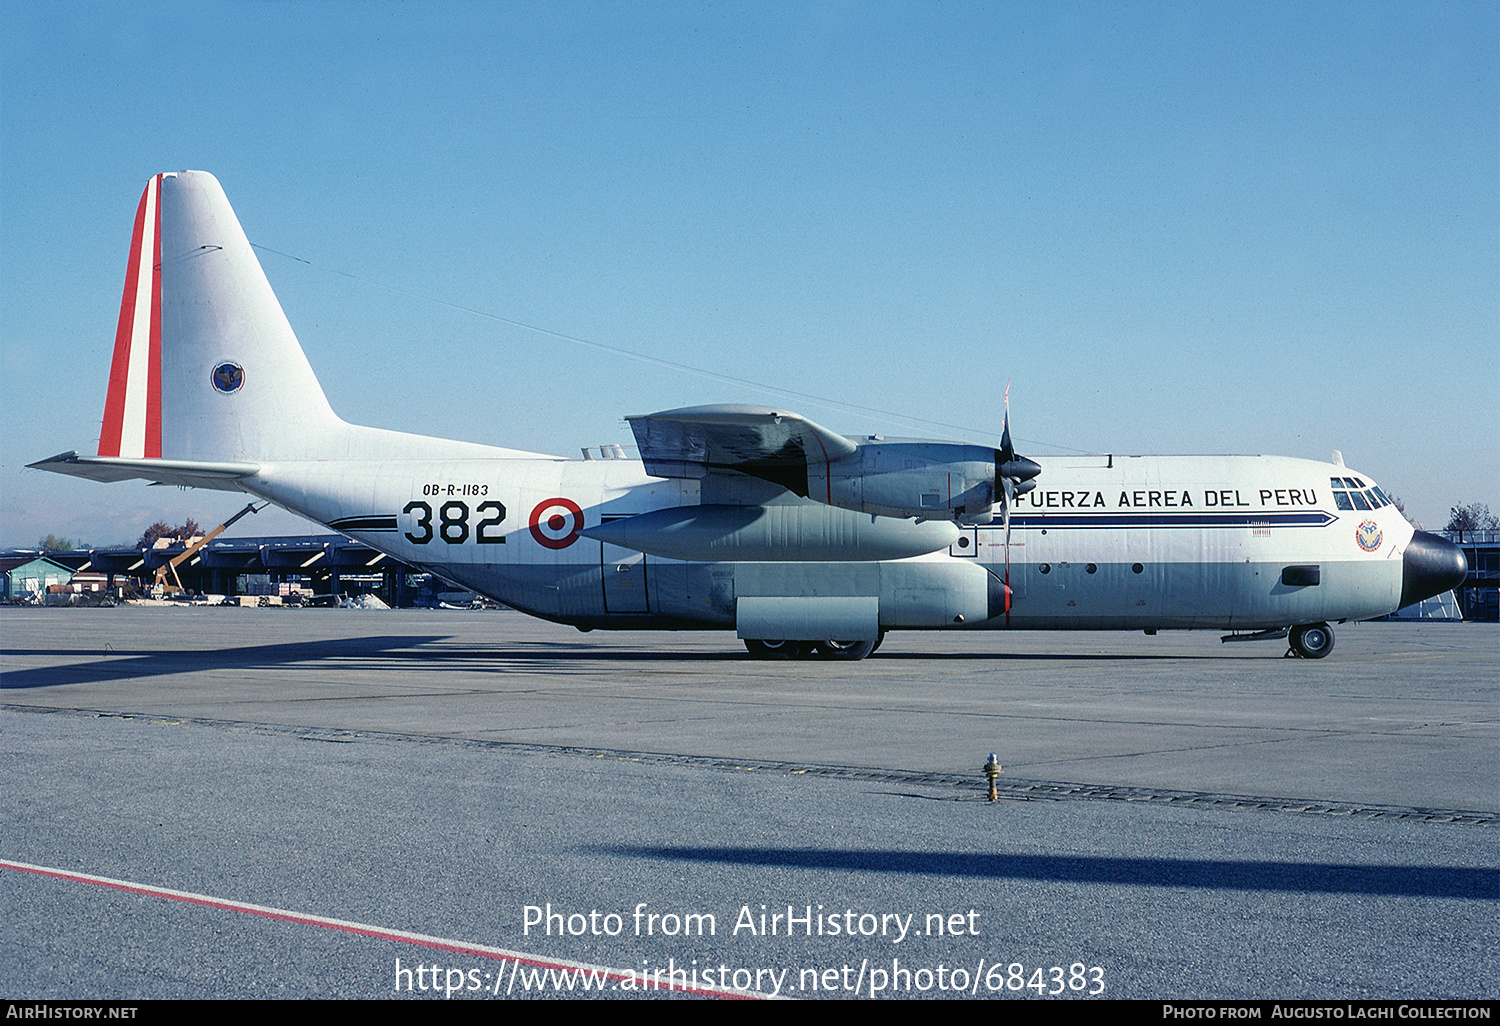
[{"x1": 247, "y1": 449, "x2": 1412, "y2": 634}]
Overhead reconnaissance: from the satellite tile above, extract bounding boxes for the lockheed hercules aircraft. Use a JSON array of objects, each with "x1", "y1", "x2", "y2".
[{"x1": 32, "y1": 172, "x2": 1467, "y2": 659}]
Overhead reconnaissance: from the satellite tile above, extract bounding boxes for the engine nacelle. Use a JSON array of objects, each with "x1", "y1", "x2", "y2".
[
  {"x1": 808, "y1": 441, "x2": 1000, "y2": 522},
  {"x1": 583, "y1": 501, "x2": 960, "y2": 561}
]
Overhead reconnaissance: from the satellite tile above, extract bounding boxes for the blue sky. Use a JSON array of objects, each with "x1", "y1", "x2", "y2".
[{"x1": 2, "y1": 1, "x2": 1495, "y2": 546}]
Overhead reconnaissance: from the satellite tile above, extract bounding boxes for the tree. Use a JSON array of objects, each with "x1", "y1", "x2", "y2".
[
  {"x1": 136, "y1": 519, "x2": 204, "y2": 549},
  {"x1": 1446, "y1": 503, "x2": 1497, "y2": 541},
  {"x1": 37, "y1": 534, "x2": 76, "y2": 552}
]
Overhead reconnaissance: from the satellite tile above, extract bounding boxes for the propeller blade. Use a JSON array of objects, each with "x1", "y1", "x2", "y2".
[
  {"x1": 994, "y1": 384, "x2": 1039, "y2": 498},
  {"x1": 998, "y1": 382, "x2": 1014, "y2": 464},
  {"x1": 993, "y1": 383, "x2": 1031, "y2": 626},
  {"x1": 1002, "y1": 476, "x2": 1014, "y2": 623}
]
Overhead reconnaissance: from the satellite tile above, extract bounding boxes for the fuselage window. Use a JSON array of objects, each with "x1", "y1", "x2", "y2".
[{"x1": 1333, "y1": 491, "x2": 1354, "y2": 510}]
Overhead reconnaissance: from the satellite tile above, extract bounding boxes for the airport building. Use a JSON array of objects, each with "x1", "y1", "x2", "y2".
[
  {"x1": 1449, "y1": 528, "x2": 1500, "y2": 622},
  {"x1": 1, "y1": 555, "x2": 80, "y2": 602},
  {"x1": 0, "y1": 536, "x2": 446, "y2": 607}
]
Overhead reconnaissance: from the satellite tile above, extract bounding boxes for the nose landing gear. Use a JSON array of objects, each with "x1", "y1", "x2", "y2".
[{"x1": 1287, "y1": 622, "x2": 1335, "y2": 659}]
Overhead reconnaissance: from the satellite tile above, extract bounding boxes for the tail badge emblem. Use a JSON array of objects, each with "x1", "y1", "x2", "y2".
[{"x1": 212, "y1": 362, "x2": 245, "y2": 394}]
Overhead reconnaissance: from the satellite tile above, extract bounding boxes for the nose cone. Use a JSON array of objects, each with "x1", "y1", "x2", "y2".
[{"x1": 1400, "y1": 531, "x2": 1467, "y2": 609}]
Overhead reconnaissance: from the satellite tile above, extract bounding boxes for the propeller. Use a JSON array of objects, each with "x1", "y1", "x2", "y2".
[{"x1": 994, "y1": 384, "x2": 1041, "y2": 620}]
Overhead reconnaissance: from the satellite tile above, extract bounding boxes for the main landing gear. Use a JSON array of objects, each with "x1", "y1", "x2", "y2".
[
  {"x1": 743, "y1": 636, "x2": 883, "y2": 661},
  {"x1": 1287, "y1": 622, "x2": 1335, "y2": 659}
]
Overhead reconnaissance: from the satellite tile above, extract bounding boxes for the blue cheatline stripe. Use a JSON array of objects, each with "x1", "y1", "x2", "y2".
[
  {"x1": 329, "y1": 516, "x2": 399, "y2": 532},
  {"x1": 993, "y1": 511, "x2": 1336, "y2": 530}
]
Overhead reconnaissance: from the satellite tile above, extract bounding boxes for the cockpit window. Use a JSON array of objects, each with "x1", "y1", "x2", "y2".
[{"x1": 1331, "y1": 477, "x2": 1383, "y2": 512}]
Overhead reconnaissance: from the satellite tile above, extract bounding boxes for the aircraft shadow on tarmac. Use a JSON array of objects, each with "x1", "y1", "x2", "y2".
[
  {"x1": 602, "y1": 846, "x2": 1499, "y2": 899},
  {"x1": 0, "y1": 637, "x2": 1262, "y2": 692},
  {"x1": 0, "y1": 636, "x2": 451, "y2": 690}
]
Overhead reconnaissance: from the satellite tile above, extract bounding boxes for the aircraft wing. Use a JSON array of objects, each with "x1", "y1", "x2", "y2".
[
  {"x1": 28, "y1": 451, "x2": 260, "y2": 492},
  {"x1": 625, "y1": 405, "x2": 858, "y2": 491}
]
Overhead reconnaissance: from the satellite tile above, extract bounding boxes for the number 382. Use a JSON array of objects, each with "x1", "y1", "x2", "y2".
[{"x1": 402, "y1": 500, "x2": 506, "y2": 544}]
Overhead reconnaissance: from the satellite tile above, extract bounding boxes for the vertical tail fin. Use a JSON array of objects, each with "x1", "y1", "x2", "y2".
[{"x1": 97, "y1": 171, "x2": 341, "y2": 462}]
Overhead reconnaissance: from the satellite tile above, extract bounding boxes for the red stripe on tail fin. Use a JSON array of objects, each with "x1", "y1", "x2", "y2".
[{"x1": 98, "y1": 178, "x2": 152, "y2": 457}]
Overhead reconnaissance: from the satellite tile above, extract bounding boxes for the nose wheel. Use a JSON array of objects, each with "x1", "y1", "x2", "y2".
[{"x1": 1288, "y1": 622, "x2": 1334, "y2": 659}]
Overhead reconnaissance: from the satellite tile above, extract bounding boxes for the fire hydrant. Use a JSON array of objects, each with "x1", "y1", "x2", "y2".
[{"x1": 984, "y1": 752, "x2": 1002, "y2": 802}]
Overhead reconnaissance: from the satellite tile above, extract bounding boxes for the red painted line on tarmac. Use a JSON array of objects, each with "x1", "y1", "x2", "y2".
[{"x1": 1, "y1": 858, "x2": 766, "y2": 999}]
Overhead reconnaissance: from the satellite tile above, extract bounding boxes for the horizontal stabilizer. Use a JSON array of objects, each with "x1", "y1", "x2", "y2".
[{"x1": 28, "y1": 451, "x2": 259, "y2": 492}]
